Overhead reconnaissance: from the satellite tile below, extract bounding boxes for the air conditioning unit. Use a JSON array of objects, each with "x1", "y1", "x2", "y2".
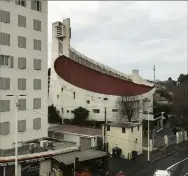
[
  {"x1": 29, "y1": 143, "x2": 37, "y2": 153},
  {"x1": 40, "y1": 140, "x2": 48, "y2": 148},
  {"x1": 48, "y1": 141, "x2": 54, "y2": 148}
]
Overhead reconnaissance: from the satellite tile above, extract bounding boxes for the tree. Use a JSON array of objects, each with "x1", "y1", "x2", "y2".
[
  {"x1": 177, "y1": 74, "x2": 188, "y2": 85},
  {"x1": 72, "y1": 107, "x2": 89, "y2": 126},
  {"x1": 116, "y1": 95, "x2": 140, "y2": 122},
  {"x1": 48, "y1": 104, "x2": 62, "y2": 124},
  {"x1": 172, "y1": 81, "x2": 188, "y2": 129}
]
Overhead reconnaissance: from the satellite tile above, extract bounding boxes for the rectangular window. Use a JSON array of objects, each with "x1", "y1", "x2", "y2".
[
  {"x1": 33, "y1": 79, "x2": 41, "y2": 90},
  {"x1": 33, "y1": 98, "x2": 41, "y2": 109},
  {"x1": 31, "y1": 1, "x2": 42, "y2": 12},
  {"x1": 0, "y1": 122, "x2": 10, "y2": 135},
  {"x1": 59, "y1": 41, "x2": 63, "y2": 55},
  {"x1": 93, "y1": 109, "x2": 100, "y2": 113},
  {"x1": 18, "y1": 36, "x2": 26, "y2": 48},
  {"x1": 0, "y1": 10, "x2": 10, "y2": 23},
  {"x1": 33, "y1": 19, "x2": 41, "y2": 31},
  {"x1": 18, "y1": 78, "x2": 26, "y2": 90},
  {"x1": 107, "y1": 125, "x2": 110, "y2": 131},
  {"x1": 18, "y1": 120, "x2": 26, "y2": 132},
  {"x1": 15, "y1": 0, "x2": 26, "y2": 7},
  {"x1": 112, "y1": 109, "x2": 118, "y2": 112},
  {"x1": 131, "y1": 127, "x2": 133, "y2": 133},
  {"x1": 103, "y1": 98, "x2": 108, "y2": 100},
  {"x1": 18, "y1": 99, "x2": 26, "y2": 111},
  {"x1": 0, "y1": 77, "x2": 10, "y2": 90},
  {"x1": 33, "y1": 39, "x2": 41, "y2": 51},
  {"x1": 0, "y1": 55, "x2": 13, "y2": 68},
  {"x1": 122, "y1": 127, "x2": 126, "y2": 133},
  {"x1": 33, "y1": 118, "x2": 41, "y2": 130},
  {"x1": 18, "y1": 15, "x2": 26, "y2": 27},
  {"x1": 0, "y1": 33, "x2": 10, "y2": 46},
  {"x1": 18, "y1": 57, "x2": 26, "y2": 69},
  {"x1": 137, "y1": 125, "x2": 140, "y2": 131},
  {"x1": 87, "y1": 100, "x2": 90, "y2": 104},
  {"x1": 33, "y1": 59, "x2": 41, "y2": 70},
  {"x1": 73, "y1": 92, "x2": 75, "y2": 99},
  {"x1": 0, "y1": 100, "x2": 10, "y2": 112}
]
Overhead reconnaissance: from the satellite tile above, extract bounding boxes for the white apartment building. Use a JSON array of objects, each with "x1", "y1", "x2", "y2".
[
  {"x1": 0, "y1": 0, "x2": 48, "y2": 150},
  {"x1": 49, "y1": 18, "x2": 155, "y2": 123}
]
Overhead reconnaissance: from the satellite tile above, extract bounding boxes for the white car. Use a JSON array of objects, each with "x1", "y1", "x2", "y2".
[{"x1": 153, "y1": 170, "x2": 171, "y2": 176}]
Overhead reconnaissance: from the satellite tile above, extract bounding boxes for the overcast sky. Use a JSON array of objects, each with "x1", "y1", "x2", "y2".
[{"x1": 48, "y1": 1, "x2": 187, "y2": 81}]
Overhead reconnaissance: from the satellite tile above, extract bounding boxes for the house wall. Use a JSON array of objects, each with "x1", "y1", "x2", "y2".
[{"x1": 102, "y1": 125, "x2": 143, "y2": 159}]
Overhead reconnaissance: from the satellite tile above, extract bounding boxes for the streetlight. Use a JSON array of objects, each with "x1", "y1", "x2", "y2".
[
  {"x1": 148, "y1": 105, "x2": 155, "y2": 162},
  {"x1": 6, "y1": 94, "x2": 26, "y2": 176}
]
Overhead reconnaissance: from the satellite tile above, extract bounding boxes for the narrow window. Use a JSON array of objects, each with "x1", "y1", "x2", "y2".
[
  {"x1": 107, "y1": 125, "x2": 110, "y2": 131},
  {"x1": 73, "y1": 92, "x2": 75, "y2": 99}
]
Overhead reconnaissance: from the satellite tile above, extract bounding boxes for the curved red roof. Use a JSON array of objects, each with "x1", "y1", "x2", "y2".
[{"x1": 54, "y1": 55, "x2": 154, "y2": 96}]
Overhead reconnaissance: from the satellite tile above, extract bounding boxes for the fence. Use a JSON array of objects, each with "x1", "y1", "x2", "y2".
[{"x1": 164, "y1": 131, "x2": 188, "y2": 146}]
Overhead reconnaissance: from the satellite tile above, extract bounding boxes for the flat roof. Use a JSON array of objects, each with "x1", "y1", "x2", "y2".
[
  {"x1": 53, "y1": 149, "x2": 107, "y2": 165},
  {"x1": 0, "y1": 138, "x2": 77, "y2": 158},
  {"x1": 48, "y1": 124, "x2": 102, "y2": 136},
  {"x1": 106, "y1": 122, "x2": 141, "y2": 128}
]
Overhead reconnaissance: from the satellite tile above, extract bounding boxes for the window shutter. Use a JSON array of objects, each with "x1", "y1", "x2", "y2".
[
  {"x1": 18, "y1": 99, "x2": 26, "y2": 110},
  {"x1": 0, "y1": 78, "x2": 3, "y2": 89},
  {"x1": 10, "y1": 56, "x2": 14, "y2": 68}
]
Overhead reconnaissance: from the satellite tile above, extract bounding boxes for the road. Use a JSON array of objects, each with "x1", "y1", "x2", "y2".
[{"x1": 129, "y1": 147, "x2": 188, "y2": 176}]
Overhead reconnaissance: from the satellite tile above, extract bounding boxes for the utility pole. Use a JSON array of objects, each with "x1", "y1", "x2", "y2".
[
  {"x1": 6, "y1": 94, "x2": 26, "y2": 176},
  {"x1": 73, "y1": 157, "x2": 79, "y2": 176},
  {"x1": 153, "y1": 65, "x2": 156, "y2": 85},
  {"x1": 104, "y1": 107, "x2": 107, "y2": 151}
]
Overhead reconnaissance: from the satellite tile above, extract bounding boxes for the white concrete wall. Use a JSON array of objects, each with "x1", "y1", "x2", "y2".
[
  {"x1": 102, "y1": 125, "x2": 143, "y2": 159},
  {"x1": 0, "y1": 1, "x2": 48, "y2": 149},
  {"x1": 64, "y1": 133, "x2": 80, "y2": 146},
  {"x1": 40, "y1": 160, "x2": 51, "y2": 176},
  {"x1": 49, "y1": 18, "x2": 155, "y2": 123}
]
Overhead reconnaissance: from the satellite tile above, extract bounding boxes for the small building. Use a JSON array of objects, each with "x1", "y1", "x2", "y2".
[
  {"x1": 102, "y1": 122, "x2": 142, "y2": 159},
  {"x1": 52, "y1": 149, "x2": 108, "y2": 176},
  {"x1": 48, "y1": 125, "x2": 102, "y2": 150}
]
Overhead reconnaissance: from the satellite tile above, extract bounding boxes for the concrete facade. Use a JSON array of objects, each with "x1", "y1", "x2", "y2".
[
  {"x1": 0, "y1": 0, "x2": 48, "y2": 149},
  {"x1": 49, "y1": 18, "x2": 155, "y2": 123}
]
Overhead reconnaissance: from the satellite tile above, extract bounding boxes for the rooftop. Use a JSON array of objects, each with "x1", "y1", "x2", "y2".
[
  {"x1": 106, "y1": 122, "x2": 141, "y2": 128},
  {"x1": 54, "y1": 55, "x2": 154, "y2": 96},
  {"x1": 0, "y1": 137, "x2": 78, "y2": 161},
  {"x1": 48, "y1": 124, "x2": 102, "y2": 136},
  {"x1": 53, "y1": 149, "x2": 107, "y2": 165}
]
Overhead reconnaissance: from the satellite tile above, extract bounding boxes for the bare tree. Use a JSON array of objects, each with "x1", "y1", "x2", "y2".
[{"x1": 116, "y1": 95, "x2": 140, "y2": 122}]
